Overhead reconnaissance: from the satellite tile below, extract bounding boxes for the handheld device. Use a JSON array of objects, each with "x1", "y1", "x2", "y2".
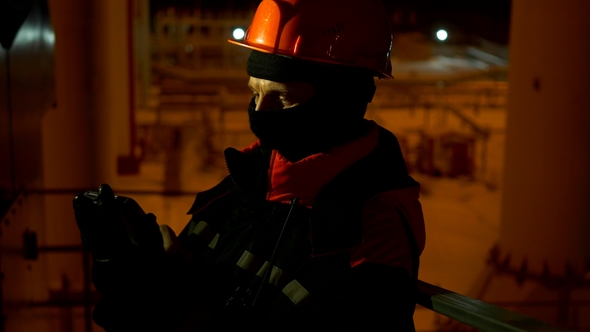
[{"x1": 73, "y1": 184, "x2": 163, "y2": 262}]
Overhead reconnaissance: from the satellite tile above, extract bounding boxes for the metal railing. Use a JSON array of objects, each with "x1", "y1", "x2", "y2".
[{"x1": 416, "y1": 280, "x2": 576, "y2": 332}]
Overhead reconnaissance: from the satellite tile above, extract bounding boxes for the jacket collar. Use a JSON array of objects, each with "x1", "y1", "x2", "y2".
[
  {"x1": 205, "y1": 121, "x2": 386, "y2": 256},
  {"x1": 229, "y1": 121, "x2": 379, "y2": 207}
]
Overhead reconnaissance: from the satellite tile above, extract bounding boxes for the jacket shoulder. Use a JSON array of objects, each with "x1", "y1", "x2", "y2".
[
  {"x1": 310, "y1": 125, "x2": 419, "y2": 255},
  {"x1": 186, "y1": 176, "x2": 235, "y2": 215}
]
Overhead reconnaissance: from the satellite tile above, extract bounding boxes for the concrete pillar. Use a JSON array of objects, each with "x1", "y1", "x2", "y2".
[
  {"x1": 499, "y1": 0, "x2": 590, "y2": 279},
  {"x1": 44, "y1": 0, "x2": 135, "y2": 186},
  {"x1": 41, "y1": 3, "x2": 100, "y2": 331},
  {"x1": 41, "y1": 2, "x2": 134, "y2": 330},
  {"x1": 43, "y1": 0, "x2": 95, "y2": 189},
  {"x1": 90, "y1": 0, "x2": 135, "y2": 182},
  {"x1": 478, "y1": 0, "x2": 590, "y2": 328}
]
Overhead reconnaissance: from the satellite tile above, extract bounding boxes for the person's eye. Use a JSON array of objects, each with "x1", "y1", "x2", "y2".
[{"x1": 280, "y1": 97, "x2": 293, "y2": 107}]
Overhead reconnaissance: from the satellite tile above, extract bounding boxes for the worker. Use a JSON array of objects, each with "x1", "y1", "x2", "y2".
[{"x1": 76, "y1": 0, "x2": 426, "y2": 330}]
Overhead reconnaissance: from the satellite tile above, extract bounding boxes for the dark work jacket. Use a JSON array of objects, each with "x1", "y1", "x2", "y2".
[{"x1": 93, "y1": 123, "x2": 424, "y2": 331}]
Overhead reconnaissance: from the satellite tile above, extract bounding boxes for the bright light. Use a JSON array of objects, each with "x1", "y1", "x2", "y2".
[
  {"x1": 233, "y1": 28, "x2": 245, "y2": 40},
  {"x1": 436, "y1": 29, "x2": 448, "y2": 41}
]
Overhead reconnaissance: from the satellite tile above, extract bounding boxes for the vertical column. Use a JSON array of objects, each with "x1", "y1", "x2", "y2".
[
  {"x1": 43, "y1": 0, "x2": 95, "y2": 189},
  {"x1": 463, "y1": 1, "x2": 590, "y2": 328},
  {"x1": 44, "y1": 0, "x2": 135, "y2": 186},
  {"x1": 91, "y1": 0, "x2": 135, "y2": 181},
  {"x1": 42, "y1": 2, "x2": 134, "y2": 329},
  {"x1": 471, "y1": 0, "x2": 590, "y2": 330},
  {"x1": 499, "y1": 0, "x2": 590, "y2": 278},
  {"x1": 42, "y1": 4, "x2": 97, "y2": 330}
]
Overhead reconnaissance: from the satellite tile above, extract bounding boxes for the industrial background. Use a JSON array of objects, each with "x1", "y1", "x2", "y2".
[{"x1": 1, "y1": 0, "x2": 589, "y2": 331}]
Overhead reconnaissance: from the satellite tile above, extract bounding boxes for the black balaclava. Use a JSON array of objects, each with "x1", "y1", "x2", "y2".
[{"x1": 246, "y1": 50, "x2": 376, "y2": 162}]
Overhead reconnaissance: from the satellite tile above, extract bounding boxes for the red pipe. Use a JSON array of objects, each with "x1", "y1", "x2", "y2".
[
  {"x1": 117, "y1": 0, "x2": 140, "y2": 175},
  {"x1": 127, "y1": 0, "x2": 136, "y2": 156}
]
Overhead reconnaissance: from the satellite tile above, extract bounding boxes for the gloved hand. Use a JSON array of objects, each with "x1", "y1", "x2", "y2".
[
  {"x1": 74, "y1": 185, "x2": 198, "y2": 331},
  {"x1": 91, "y1": 224, "x2": 197, "y2": 332},
  {"x1": 73, "y1": 183, "x2": 164, "y2": 293}
]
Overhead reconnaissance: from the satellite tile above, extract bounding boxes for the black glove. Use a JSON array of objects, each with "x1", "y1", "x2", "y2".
[
  {"x1": 73, "y1": 183, "x2": 164, "y2": 293},
  {"x1": 73, "y1": 184, "x2": 197, "y2": 331}
]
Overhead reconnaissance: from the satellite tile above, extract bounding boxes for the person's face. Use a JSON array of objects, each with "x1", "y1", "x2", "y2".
[{"x1": 248, "y1": 77, "x2": 315, "y2": 111}]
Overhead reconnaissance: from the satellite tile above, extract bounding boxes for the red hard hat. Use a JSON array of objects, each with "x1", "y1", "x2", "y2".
[{"x1": 228, "y1": 0, "x2": 394, "y2": 79}]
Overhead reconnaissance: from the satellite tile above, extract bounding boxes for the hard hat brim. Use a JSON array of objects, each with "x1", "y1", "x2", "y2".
[{"x1": 228, "y1": 38, "x2": 394, "y2": 80}]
